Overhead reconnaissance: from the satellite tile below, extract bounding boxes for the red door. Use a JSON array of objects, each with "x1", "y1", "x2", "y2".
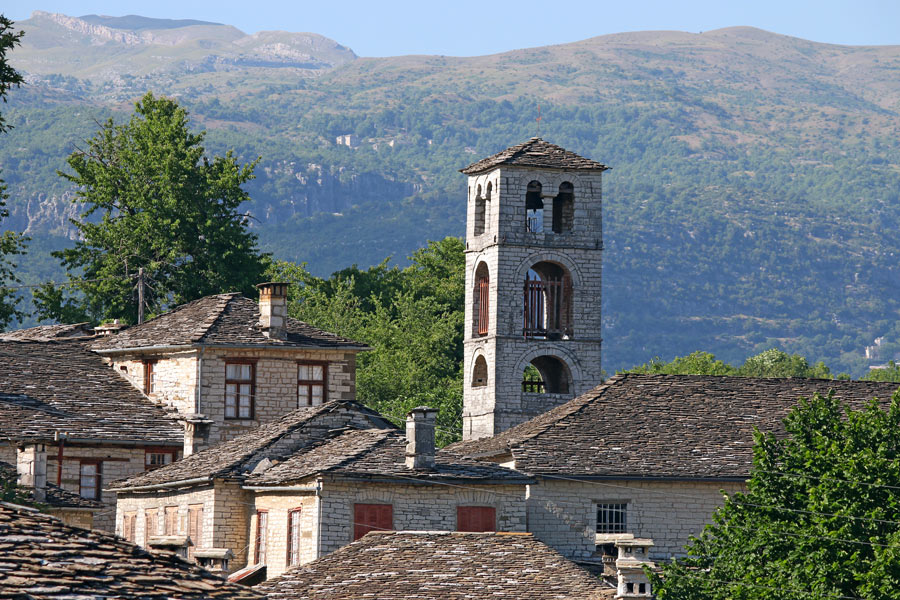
[
  {"x1": 354, "y1": 503, "x2": 393, "y2": 540},
  {"x1": 457, "y1": 506, "x2": 496, "y2": 532}
]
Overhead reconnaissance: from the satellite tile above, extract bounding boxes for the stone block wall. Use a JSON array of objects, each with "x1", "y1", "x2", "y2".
[
  {"x1": 109, "y1": 351, "x2": 198, "y2": 415},
  {"x1": 250, "y1": 491, "x2": 319, "y2": 580},
  {"x1": 526, "y1": 478, "x2": 746, "y2": 561},
  {"x1": 49, "y1": 509, "x2": 94, "y2": 530},
  {"x1": 115, "y1": 485, "x2": 216, "y2": 548}
]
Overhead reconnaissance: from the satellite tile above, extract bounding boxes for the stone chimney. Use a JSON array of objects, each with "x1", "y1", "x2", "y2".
[
  {"x1": 405, "y1": 406, "x2": 438, "y2": 470},
  {"x1": 257, "y1": 282, "x2": 288, "y2": 340},
  {"x1": 614, "y1": 538, "x2": 655, "y2": 599},
  {"x1": 182, "y1": 416, "x2": 213, "y2": 457},
  {"x1": 17, "y1": 443, "x2": 47, "y2": 502}
]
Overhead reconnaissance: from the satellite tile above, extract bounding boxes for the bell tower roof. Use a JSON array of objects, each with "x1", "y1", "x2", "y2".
[{"x1": 460, "y1": 137, "x2": 610, "y2": 175}]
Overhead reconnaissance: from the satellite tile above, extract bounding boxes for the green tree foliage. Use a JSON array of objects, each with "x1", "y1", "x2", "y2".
[
  {"x1": 653, "y1": 390, "x2": 900, "y2": 599},
  {"x1": 623, "y1": 348, "x2": 846, "y2": 379},
  {"x1": 0, "y1": 15, "x2": 27, "y2": 328},
  {"x1": 268, "y1": 237, "x2": 464, "y2": 444},
  {"x1": 861, "y1": 360, "x2": 900, "y2": 383},
  {"x1": 33, "y1": 92, "x2": 264, "y2": 324}
]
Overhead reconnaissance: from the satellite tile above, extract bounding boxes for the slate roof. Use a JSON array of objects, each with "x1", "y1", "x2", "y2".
[
  {"x1": 0, "y1": 322, "x2": 93, "y2": 341},
  {"x1": 0, "y1": 502, "x2": 262, "y2": 600},
  {"x1": 111, "y1": 401, "x2": 396, "y2": 490},
  {"x1": 92, "y1": 293, "x2": 367, "y2": 352},
  {"x1": 257, "y1": 531, "x2": 609, "y2": 600},
  {"x1": 0, "y1": 341, "x2": 183, "y2": 445},
  {"x1": 460, "y1": 137, "x2": 609, "y2": 175},
  {"x1": 244, "y1": 428, "x2": 533, "y2": 487},
  {"x1": 444, "y1": 374, "x2": 900, "y2": 480},
  {"x1": 0, "y1": 461, "x2": 103, "y2": 510}
]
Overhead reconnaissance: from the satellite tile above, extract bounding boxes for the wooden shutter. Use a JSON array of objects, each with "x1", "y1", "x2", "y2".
[
  {"x1": 457, "y1": 506, "x2": 496, "y2": 532},
  {"x1": 187, "y1": 505, "x2": 203, "y2": 560},
  {"x1": 477, "y1": 276, "x2": 489, "y2": 335},
  {"x1": 255, "y1": 510, "x2": 268, "y2": 564},
  {"x1": 287, "y1": 508, "x2": 302, "y2": 566},
  {"x1": 353, "y1": 503, "x2": 393, "y2": 540}
]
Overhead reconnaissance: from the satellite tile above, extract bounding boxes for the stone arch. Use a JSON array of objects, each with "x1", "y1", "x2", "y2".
[
  {"x1": 471, "y1": 354, "x2": 488, "y2": 388},
  {"x1": 514, "y1": 251, "x2": 583, "y2": 288},
  {"x1": 516, "y1": 346, "x2": 582, "y2": 395},
  {"x1": 472, "y1": 261, "x2": 490, "y2": 337}
]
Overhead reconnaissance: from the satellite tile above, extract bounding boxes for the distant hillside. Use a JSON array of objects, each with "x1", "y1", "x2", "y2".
[{"x1": 3, "y1": 13, "x2": 900, "y2": 376}]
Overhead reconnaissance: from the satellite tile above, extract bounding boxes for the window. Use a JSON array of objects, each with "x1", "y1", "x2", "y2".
[
  {"x1": 353, "y1": 503, "x2": 392, "y2": 540},
  {"x1": 225, "y1": 361, "x2": 255, "y2": 419},
  {"x1": 145, "y1": 508, "x2": 159, "y2": 538},
  {"x1": 255, "y1": 510, "x2": 268, "y2": 564},
  {"x1": 287, "y1": 508, "x2": 302, "y2": 566},
  {"x1": 472, "y1": 356, "x2": 488, "y2": 388},
  {"x1": 525, "y1": 180, "x2": 544, "y2": 233},
  {"x1": 164, "y1": 506, "x2": 179, "y2": 535},
  {"x1": 473, "y1": 261, "x2": 490, "y2": 337},
  {"x1": 187, "y1": 504, "x2": 203, "y2": 561},
  {"x1": 145, "y1": 451, "x2": 174, "y2": 470},
  {"x1": 522, "y1": 356, "x2": 571, "y2": 395},
  {"x1": 597, "y1": 502, "x2": 628, "y2": 534},
  {"x1": 122, "y1": 512, "x2": 136, "y2": 542},
  {"x1": 297, "y1": 362, "x2": 327, "y2": 407},
  {"x1": 473, "y1": 183, "x2": 487, "y2": 236},
  {"x1": 79, "y1": 461, "x2": 101, "y2": 500},
  {"x1": 143, "y1": 360, "x2": 157, "y2": 394},
  {"x1": 457, "y1": 506, "x2": 496, "y2": 532}
]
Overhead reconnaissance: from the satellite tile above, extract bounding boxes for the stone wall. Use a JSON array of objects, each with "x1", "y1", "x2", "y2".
[
  {"x1": 526, "y1": 478, "x2": 746, "y2": 561},
  {"x1": 250, "y1": 490, "x2": 319, "y2": 580},
  {"x1": 463, "y1": 166, "x2": 604, "y2": 440},
  {"x1": 49, "y1": 509, "x2": 94, "y2": 529}
]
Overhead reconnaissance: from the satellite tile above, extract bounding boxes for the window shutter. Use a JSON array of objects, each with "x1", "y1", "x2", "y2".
[
  {"x1": 457, "y1": 506, "x2": 496, "y2": 532},
  {"x1": 353, "y1": 503, "x2": 393, "y2": 540}
]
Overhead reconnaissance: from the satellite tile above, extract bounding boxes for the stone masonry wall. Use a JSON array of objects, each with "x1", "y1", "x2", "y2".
[
  {"x1": 250, "y1": 491, "x2": 319, "y2": 580},
  {"x1": 318, "y1": 481, "x2": 528, "y2": 557},
  {"x1": 463, "y1": 166, "x2": 604, "y2": 440},
  {"x1": 526, "y1": 478, "x2": 746, "y2": 561}
]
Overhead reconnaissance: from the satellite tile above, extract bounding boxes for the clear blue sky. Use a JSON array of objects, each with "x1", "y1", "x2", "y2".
[{"x1": 7, "y1": 0, "x2": 900, "y2": 57}]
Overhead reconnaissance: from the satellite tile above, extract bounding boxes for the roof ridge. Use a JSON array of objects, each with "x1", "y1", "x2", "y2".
[{"x1": 190, "y1": 293, "x2": 240, "y2": 343}]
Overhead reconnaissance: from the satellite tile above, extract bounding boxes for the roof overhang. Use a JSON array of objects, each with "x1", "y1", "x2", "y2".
[
  {"x1": 109, "y1": 475, "x2": 214, "y2": 493},
  {"x1": 536, "y1": 474, "x2": 748, "y2": 484},
  {"x1": 94, "y1": 342, "x2": 371, "y2": 354}
]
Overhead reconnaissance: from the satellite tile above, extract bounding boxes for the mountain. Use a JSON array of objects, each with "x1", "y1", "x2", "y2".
[{"x1": 3, "y1": 13, "x2": 900, "y2": 376}]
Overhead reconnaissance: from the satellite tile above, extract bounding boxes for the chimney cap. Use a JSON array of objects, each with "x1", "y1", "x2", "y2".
[
  {"x1": 407, "y1": 406, "x2": 439, "y2": 417},
  {"x1": 257, "y1": 282, "x2": 289, "y2": 292}
]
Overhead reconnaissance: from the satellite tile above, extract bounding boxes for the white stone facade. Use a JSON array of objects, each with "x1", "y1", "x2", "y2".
[{"x1": 463, "y1": 167, "x2": 604, "y2": 440}]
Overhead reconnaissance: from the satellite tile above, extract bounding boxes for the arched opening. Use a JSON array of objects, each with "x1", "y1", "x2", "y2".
[
  {"x1": 522, "y1": 355, "x2": 571, "y2": 394},
  {"x1": 474, "y1": 184, "x2": 486, "y2": 236},
  {"x1": 525, "y1": 181, "x2": 543, "y2": 233},
  {"x1": 552, "y1": 182, "x2": 574, "y2": 234},
  {"x1": 523, "y1": 261, "x2": 573, "y2": 339},
  {"x1": 472, "y1": 262, "x2": 490, "y2": 337},
  {"x1": 472, "y1": 355, "x2": 488, "y2": 388}
]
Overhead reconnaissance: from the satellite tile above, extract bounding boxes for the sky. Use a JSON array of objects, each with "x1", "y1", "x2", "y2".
[{"x1": 7, "y1": 0, "x2": 900, "y2": 57}]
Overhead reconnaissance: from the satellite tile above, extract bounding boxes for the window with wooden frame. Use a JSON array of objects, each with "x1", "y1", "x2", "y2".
[
  {"x1": 79, "y1": 461, "x2": 101, "y2": 500},
  {"x1": 164, "y1": 506, "x2": 179, "y2": 535},
  {"x1": 142, "y1": 360, "x2": 157, "y2": 394},
  {"x1": 353, "y1": 503, "x2": 392, "y2": 541},
  {"x1": 122, "y1": 512, "x2": 136, "y2": 542},
  {"x1": 145, "y1": 508, "x2": 159, "y2": 538},
  {"x1": 297, "y1": 362, "x2": 327, "y2": 407},
  {"x1": 457, "y1": 506, "x2": 496, "y2": 532},
  {"x1": 145, "y1": 450, "x2": 175, "y2": 470},
  {"x1": 187, "y1": 505, "x2": 203, "y2": 561},
  {"x1": 225, "y1": 361, "x2": 255, "y2": 419},
  {"x1": 286, "y1": 508, "x2": 302, "y2": 566},
  {"x1": 255, "y1": 510, "x2": 269, "y2": 564}
]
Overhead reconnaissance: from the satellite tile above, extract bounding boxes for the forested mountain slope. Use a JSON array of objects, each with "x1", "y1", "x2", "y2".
[{"x1": 3, "y1": 13, "x2": 900, "y2": 375}]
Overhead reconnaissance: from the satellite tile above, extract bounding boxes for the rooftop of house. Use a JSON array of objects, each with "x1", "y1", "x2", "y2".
[
  {"x1": 445, "y1": 374, "x2": 900, "y2": 480},
  {"x1": 0, "y1": 502, "x2": 262, "y2": 599},
  {"x1": 460, "y1": 137, "x2": 609, "y2": 175},
  {"x1": 257, "y1": 531, "x2": 611, "y2": 600},
  {"x1": 110, "y1": 401, "x2": 396, "y2": 490},
  {"x1": 0, "y1": 340, "x2": 184, "y2": 445},
  {"x1": 0, "y1": 322, "x2": 94, "y2": 341},
  {"x1": 92, "y1": 293, "x2": 368, "y2": 352},
  {"x1": 0, "y1": 461, "x2": 103, "y2": 510}
]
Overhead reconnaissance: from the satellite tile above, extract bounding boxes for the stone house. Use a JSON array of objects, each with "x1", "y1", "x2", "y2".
[
  {"x1": 0, "y1": 502, "x2": 262, "y2": 599},
  {"x1": 0, "y1": 339, "x2": 185, "y2": 532},
  {"x1": 91, "y1": 282, "x2": 368, "y2": 452},
  {"x1": 111, "y1": 402, "x2": 532, "y2": 581},
  {"x1": 257, "y1": 531, "x2": 612, "y2": 600},
  {"x1": 446, "y1": 373, "x2": 900, "y2": 563},
  {"x1": 0, "y1": 459, "x2": 103, "y2": 529}
]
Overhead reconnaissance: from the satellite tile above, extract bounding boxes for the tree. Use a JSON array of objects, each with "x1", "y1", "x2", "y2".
[
  {"x1": 34, "y1": 92, "x2": 264, "y2": 324},
  {"x1": 862, "y1": 360, "x2": 900, "y2": 383},
  {"x1": 622, "y1": 348, "x2": 846, "y2": 379},
  {"x1": 0, "y1": 16, "x2": 27, "y2": 329},
  {"x1": 653, "y1": 390, "x2": 900, "y2": 599}
]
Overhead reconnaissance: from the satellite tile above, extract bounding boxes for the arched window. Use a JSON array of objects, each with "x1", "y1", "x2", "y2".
[
  {"x1": 522, "y1": 356, "x2": 571, "y2": 394},
  {"x1": 474, "y1": 184, "x2": 486, "y2": 236},
  {"x1": 473, "y1": 262, "x2": 490, "y2": 337},
  {"x1": 472, "y1": 355, "x2": 488, "y2": 388},
  {"x1": 552, "y1": 182, "x2": 574, "y2": 234},
  {"x1": 523, "y1": 261, "x2": 573, "y2": 339},
  {"x1": 525, "y1": 181, "x2": 543, "y2": 233}
]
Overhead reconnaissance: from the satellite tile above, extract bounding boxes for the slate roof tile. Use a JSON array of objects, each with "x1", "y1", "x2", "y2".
[
  {"x1": 0, "y1": 323, "x2": 93, "y2": 341},
  {"x1": 0, "y1": 341, "x2": 183, "y2": 445},
  {"x1": 257, "y1": 531, "x2": 609, "y2": 600},
  {"x1": 92, "y1": 294, "x2": 368, "y2": 351},
  {"x1": 444, "y1": 374, "x2": 900, "y2": 479},
  {"x1": 460, "y1": 137, "x2": 609, "y2": 175},
  {"x1": 0, "y1": 502, "x2": 262, "y2": 599}
]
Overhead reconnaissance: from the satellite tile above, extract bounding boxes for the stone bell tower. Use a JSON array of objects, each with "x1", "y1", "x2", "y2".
[{"x1": 460, "y1": 138, "x2": 607, "y2": 441}]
